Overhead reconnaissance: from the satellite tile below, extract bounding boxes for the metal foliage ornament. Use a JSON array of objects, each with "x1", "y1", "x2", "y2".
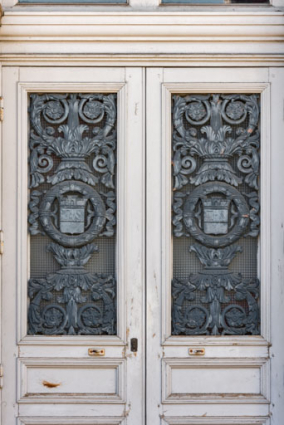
[
  {"x1": 28, "y1": 93, "x2": 117, "y2": 335},
  {"x1": 29, "y1": 93, "x2": 116, "y2": 189},
  {"x1": 171, "y1": 94, "x2": 260, "y2": 336},
  {"x1": 172, "y1": 94, "x2": 260, "y2": 190},
  {"x1": 28, "y1": 243, "x2": 116, "y2": 335}
]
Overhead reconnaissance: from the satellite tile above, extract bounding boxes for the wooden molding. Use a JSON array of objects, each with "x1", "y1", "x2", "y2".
[
  {"x1": 161, "y1": 417, "x2": 270, "y2": 425},
  {"x1": 0, "y1": 10, "x2": 284, "y2": 57},
  {"x1": 1, "y1": 54, "x2": 284, "y2": 66}
]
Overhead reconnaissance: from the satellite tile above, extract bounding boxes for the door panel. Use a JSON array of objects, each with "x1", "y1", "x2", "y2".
[
  {"x1": 146, "y1": 68, "x2": 273, "y2": 425},
  {"x1": 2, "y1": 67, "x2": 145, "y2": 425},
  {"x1": 1, "y1": 66, "x2": 284, "y2": 425}
]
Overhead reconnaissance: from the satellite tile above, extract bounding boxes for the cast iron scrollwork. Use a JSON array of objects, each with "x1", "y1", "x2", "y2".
[
  {"x1": 29, "y1": 93, "x2": 116, "y2": 189},
  {"x1": 28, "y1": 93, "x2": 117, "y2": 335},
  {"x1": 172, "y1": 94, "x2": 260, "y2": 190},
  {"x1": 28, "y1": 243, "x2": 116, "y2": 335},
  {"x1": 171, "y1": 94, "x2": 260, "y2": 336}
]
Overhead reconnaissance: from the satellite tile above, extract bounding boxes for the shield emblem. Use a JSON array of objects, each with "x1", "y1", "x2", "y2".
[
  {"x1": 202, "y1": 196, "x2": 230, "y2": 235},
  {"x1": 59, "y1": 195, "x2": 87, "y2": 235}
]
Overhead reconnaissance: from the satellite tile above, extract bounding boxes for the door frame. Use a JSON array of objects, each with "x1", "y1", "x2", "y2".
[
  {"x1": 1, "y1": 66, "x2": 146, "y2": 424},
  {"x1": 146, "y1": 67, "x2": 283, "y2": 425},
  {"x1": 0, "y1": 64, "x2": 284, "y2": 425}
]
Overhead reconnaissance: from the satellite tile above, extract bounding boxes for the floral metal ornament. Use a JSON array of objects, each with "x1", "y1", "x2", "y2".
[
  {"x1": 171, "y1": 93, "x2": 260, "y2": 336},
  {"x1": 172, "y1": 94, "x2": 260, "y2": 190},
  {"x1": 28, "y1": 93, "x2": 117, "y2": 336},
  {"x1": 29, "y1": 93, "x2": 116, "y2": 188},
  {"x1": 28, "y1": 243, "x2": 116, "y2": 335},
  {"x1": 172, "y1": 244, "x2": 260, "y2": 335}
]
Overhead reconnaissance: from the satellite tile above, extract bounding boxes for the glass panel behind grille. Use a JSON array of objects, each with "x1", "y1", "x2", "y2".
[
  {"x1": 19, "y1": 0, "x2": 126, "y2": 4},
  {"x1": 171, "y1": 93, "x2": 260, "y2": 336},
  {"x1": 28, "y1": 93, "x2": 117, "y2": 336},
  {"x1": 162, "y1": 0, "x2": 268, "y2": 4}
]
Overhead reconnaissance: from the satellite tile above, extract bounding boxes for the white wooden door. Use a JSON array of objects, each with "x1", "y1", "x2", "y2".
[
  {"x1": 1, "y1": 67, "x2": 145, "y2": 425},
  {"x1": 2, "y1": 66, "x2": 284, "y2": 425},
  {"x1": 146, "y1": 67, "x2": 284, "y2": 425}
]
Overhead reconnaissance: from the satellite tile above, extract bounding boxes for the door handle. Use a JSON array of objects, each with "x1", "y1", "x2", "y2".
[
  {"x1": 130, "y1": 338, "x2": 138, "y2": 352},
  {"x1": 189, "y1": 348, "x2": 205, "y2": 356},
  {"x1": 88, "y1": 348, "x2": 105, "y2": 357}
]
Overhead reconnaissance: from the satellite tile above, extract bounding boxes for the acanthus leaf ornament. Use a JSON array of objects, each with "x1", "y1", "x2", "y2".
[
  {"x1": 99, "y1": 191, "x2": 116, "y2": 237},
  {"x1": 28, "y1": 190, "x2": 44, "y2": 235},
  {"x1": 243, "y1": 191, "x2": 260, "y2": 237},
  {"x1": 173, "y1": 192, "x2": 188, "y2": 237},
  {"x1": 171, "y1": 93, "x2": 260, "y2": 336},
  {"x1": 28, "y1": 93, "x2": 117, "y2": 336},
  {"x1": 29, "y1": 93, "x2": 117, "y2": 189},
  {"x1": 172, "y1": 94, "x2": 260, "y2": 190},
  {"x1": 172, "y1": 244, "x2": 260, "y2": 336},
  {"x1": 28, "y1": 243, "x2": 116, "y2": 335}
]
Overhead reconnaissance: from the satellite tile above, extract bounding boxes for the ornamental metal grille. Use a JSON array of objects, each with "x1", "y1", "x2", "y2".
[
  {"x1": 171, "y1": 94, "x2": 260, "y2": 336},
  {"x1": 28, "y1": 93, "x2": 117, "y2": 336}
]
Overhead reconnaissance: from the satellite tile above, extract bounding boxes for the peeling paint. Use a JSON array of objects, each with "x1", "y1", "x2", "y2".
[
  {"x1": 123, "y1": 403, "x2": 131, "y2": 417},
  {"x1": 42, "y1": 380, "x2": 61, "y2": 388}
]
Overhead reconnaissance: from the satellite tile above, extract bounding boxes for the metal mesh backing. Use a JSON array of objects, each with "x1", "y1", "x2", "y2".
[
  {"x1": 173, "y1": 236, "x2": 257, "y2": 280},
  {"x1": 28, "y1": 93, "x2": 117, "y2": 336},
  {"x1": 171, "y1": 93, "x2": 260, "y2": 336},
  {"x1": 30, "y1": 236, "x2": 116, "y2": 277}
]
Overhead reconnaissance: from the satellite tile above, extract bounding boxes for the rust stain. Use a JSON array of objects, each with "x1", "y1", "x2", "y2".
[{"x1": 42, "y1": 380, "x2": 61, "y2": 388}]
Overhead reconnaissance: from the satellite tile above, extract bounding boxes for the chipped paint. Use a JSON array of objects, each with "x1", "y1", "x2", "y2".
[
  {"x1": 42, "y1": 380, "x2": 61, "y2": 388},
  {"x1": 123, "y1": 402, "x2": 131, "y2": 417}
]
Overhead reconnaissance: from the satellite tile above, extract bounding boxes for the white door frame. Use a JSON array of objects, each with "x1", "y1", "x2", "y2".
[
  {"x1": 0, "y1": 65, "x2": 284, "y2": 425},
  {"x1": 1, "y1": 66, "x2": 145, "y2": 425},
  {"x1": 146, "y1": 67, "x2": 284, "y2": 425}
]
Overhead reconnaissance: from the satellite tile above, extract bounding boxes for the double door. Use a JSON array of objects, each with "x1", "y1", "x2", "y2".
[{"x1": 1, "y1": 66, "x2": 284, "y2": 425}]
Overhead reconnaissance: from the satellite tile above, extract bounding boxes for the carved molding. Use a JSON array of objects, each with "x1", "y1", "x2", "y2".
[
  {"x1": 1, "y1": 11, "x2": 284, "y2": 42},
  {"x1": 1, "y1": 54, "x2": 284, "y2": 67},
  {"x1": 162, "y1": 357, "x2": 270, "y2": 405},
  {"x1": 162, "y1": 416, "x2": 269, "y2": 424},
  {"x1": 18, "y1": 418, "x2": 126, "y2": 425},
  {"x1": 17, "y1": 358, "x2": 126, "y2": 404}
]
